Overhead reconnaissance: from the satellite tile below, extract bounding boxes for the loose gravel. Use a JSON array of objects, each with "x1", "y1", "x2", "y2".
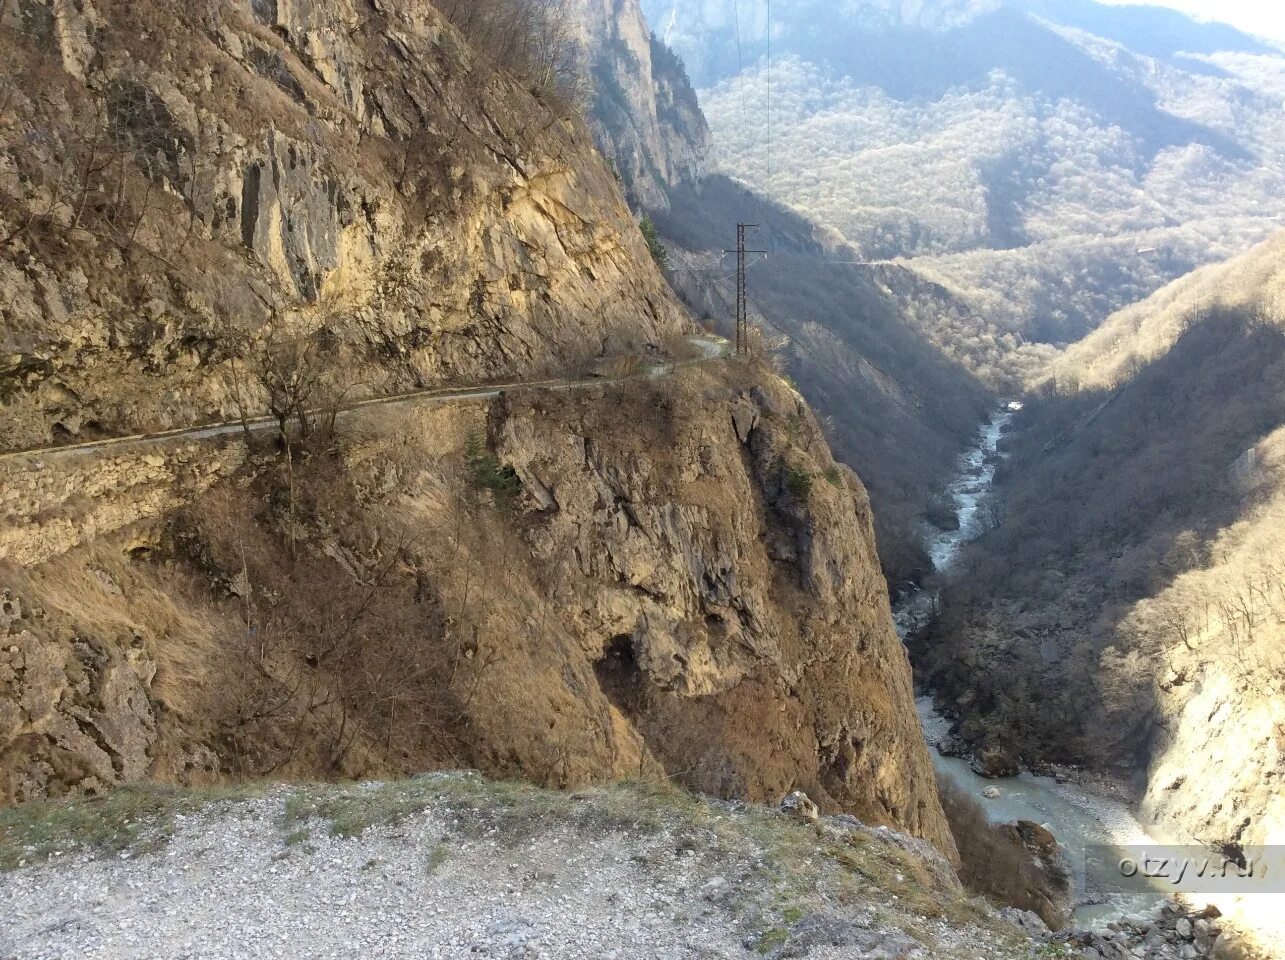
[{"x1": 0, "y1": 776, "x2": 1033, "y2": 960}]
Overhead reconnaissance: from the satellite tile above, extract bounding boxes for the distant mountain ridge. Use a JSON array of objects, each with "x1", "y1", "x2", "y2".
[
  {"x1": 646, "y1": 0, "x2": 1285, "y2": 379},
  {"x1": 648, "y1": 0, "x2": 1276, "y2": 87}
]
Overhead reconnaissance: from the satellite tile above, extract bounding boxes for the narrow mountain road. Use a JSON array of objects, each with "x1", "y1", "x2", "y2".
[{"x1": 0, "y1": 335, "x2": 730, "y2": 464}]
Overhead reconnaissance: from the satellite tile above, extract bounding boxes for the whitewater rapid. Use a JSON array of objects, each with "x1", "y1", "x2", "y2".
[{"x1": 896, "y1": 408, "x2": 1168, "y2": 924}]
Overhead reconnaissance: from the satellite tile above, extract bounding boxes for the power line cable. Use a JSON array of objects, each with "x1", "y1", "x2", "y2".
[
  {"x1": 733, "y1": 0, "x2": 745, "y2": 156},
  {"x1": 765, "y1": 0, "x2": 773, "y2": 253},
  {"x1": 765, "y1": 0, "x2": 772, "y2": 189}
]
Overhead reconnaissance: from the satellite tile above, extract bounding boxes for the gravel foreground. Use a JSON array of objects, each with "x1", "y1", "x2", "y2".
[{"x1": 0, "y1": 775, "x2": 1042, "y2": 960}]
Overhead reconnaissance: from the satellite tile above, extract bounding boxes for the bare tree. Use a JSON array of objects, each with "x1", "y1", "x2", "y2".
[
  {"x1": 254, "y1": 328, "x2": 335, "y2": 447},
  {"x1": 436, "y1": 0, "x2": 587, "y2": 105}
]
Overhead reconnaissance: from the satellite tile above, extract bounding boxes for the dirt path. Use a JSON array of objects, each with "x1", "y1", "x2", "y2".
[{"x1": 0, "y1": 336, "x2": 730, "y2": 465}]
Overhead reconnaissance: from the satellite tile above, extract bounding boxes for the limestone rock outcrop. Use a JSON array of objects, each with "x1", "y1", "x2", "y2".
[
  {"x1": 574, "y1": 0, "x2": 710, "y2": 209},
  {"x1": 1, "y1": 369, "x2": 955, "y2": 858},
  {"x1": 0, "y1": 0, "x2": 688, "y2": 452},
  {"x1": 488, "y1": 372, "x2": 956, "y2": 855}
]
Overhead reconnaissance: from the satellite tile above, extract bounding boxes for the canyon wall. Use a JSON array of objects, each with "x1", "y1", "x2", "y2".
[
  {"x1": 0, "y1": 0, "x2": 955, "y2": 857},
  {"x1": 1, "y1": 369, "x2": 955, "y2": 856},
  {"x1": 914, "y1": 233, "x2": 1285, "y2": 849},
  {"x1": 575, "y1": 0, "x2": 994, "y2": 588},
  {"x1": 574, "y1": 0, "x2": 711, "y2": 210},
  {"x1": 0, "y1": 0, "x2": 688, "y2": 452}
]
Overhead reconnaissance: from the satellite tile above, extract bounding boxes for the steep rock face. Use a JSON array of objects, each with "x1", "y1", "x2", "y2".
[
  {"x1": 0, "y1": 440, "x2": 245, "y2": 567},
  {"x1": 490, "y1": 373, "x2": 953, "y2": 854},
  {"x1": 1, "y1": 590, "x2": 160, "y2": 801},
  {"x1": 0, "y1": 0, "x2": 952, "y2": 860},
  {"x1": 0, "y1": 0, "x2": 688, "y2": 451},
  {"x1": 573, "y1": 2, "x2": 996, "y2": 584},
  {"x1": 574, "y1": 0, "x2": 710, "y2": 209},
  {"x1": 655, "y1": 176, "x2": 993, "y2": 587},
  {"x1": 0, "y1": 369, "x2": 954, "y2": 857}
]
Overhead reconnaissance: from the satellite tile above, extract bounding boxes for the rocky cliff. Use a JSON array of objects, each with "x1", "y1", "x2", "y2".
[
  {"x1": 573, "y1": 0, "x2": 710, "y2": 210},
  {"x1": 1, "y1": 367, "x2": 955, "y2": 857},
  {"x1": 0, "y1": 0, "x2": 688, "y2": 452},
  {"x1": 0, "y1": 0, "x2": 954, "y2": 857}
]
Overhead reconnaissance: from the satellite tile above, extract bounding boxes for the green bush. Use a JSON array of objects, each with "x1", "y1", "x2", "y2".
[
  {"x1": 639, "y1": 216, "x2": 668, "y2": 268},
  {"x1": 466, "y1": 434, "x2": 522, "y2": 509},
  {"x1": 785, "y1": 465, "x2": 813, "y2": 500}
]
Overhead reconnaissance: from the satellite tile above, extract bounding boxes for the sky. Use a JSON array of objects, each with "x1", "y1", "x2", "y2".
[{"x1": 1096, "y1": 0, "x2": 1285, "y2": 44}]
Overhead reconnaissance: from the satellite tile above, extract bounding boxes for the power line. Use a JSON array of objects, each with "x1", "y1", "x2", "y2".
[
  {"x1": 765, "y1": 0, "x2": 772, "y2": 195},
  {"x1": 669, "y1": 253, "x2": 767, "y2": 289},
  {"x1": 733, "y1": 0, "x2": 743, "y2": 73},
  {"x1": 733, "y1": 0, "x2": 746, "y2": 153}
]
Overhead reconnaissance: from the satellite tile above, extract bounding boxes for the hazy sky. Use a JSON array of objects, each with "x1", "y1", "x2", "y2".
[{"x1": 1096, "y1": 0, "x2": 1285, "y2": 43}]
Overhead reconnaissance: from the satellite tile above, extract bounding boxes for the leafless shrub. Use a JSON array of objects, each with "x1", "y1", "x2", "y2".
[
  {"x1": 187, "y1": 475, "x2": 488, "y2": 778},
  {"x1": 938, "y1": 780, "x2": 1071, "y2": 929},
  {"x1": 436, "y1": 0, "x2": 587, "y2": 106}
]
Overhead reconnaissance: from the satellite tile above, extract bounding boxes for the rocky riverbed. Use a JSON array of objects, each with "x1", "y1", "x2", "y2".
[
  {"x1": 1059, "y1": 902, "x2": 1234, "y2": 960},
  {"x1": 901, "y1": 410, "x2": 1274, "y2": 957}
]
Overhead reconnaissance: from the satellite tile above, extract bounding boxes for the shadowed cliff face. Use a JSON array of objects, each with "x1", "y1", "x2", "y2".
[
  {"x1": 0, "y1": 368, "x2": 956, "y2": 858},
  {"x1": 0, "y1": 0, "x2": 689, "y2": 452},
  {"x1": 572, "y1": 0, "x2": 710, "y2": 210}
]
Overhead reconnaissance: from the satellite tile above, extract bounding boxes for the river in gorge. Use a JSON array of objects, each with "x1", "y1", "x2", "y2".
[{"x1": 894, "y1": 407, "x2": 1170, "y2": 926}]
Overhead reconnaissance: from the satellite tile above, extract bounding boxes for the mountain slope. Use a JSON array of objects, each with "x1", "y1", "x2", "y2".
[
  {"x1": 647, "y1": 0, "x2": 1285, "y2": 379},
  {"x1": 912, "y1": 232, "x2": 1285, "y2": 849},
  {"x1": 1, "y1": 365, "x2": 956, "y2": 853},
  {"x1": 0, "y1": 0, "x2": 955, "y2": 855},
  {"x1": 653, "y1": 175, "x2": 995, "y2": 587},
  {"x1": 0, "y1": 0, "x2": 689, "y2": 453},
  {"x1": 572, "y1": 6, "x2": 1001, "y2": 586}
]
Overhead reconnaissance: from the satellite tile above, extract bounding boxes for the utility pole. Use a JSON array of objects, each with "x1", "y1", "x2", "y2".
[{"x1": 725, "y1": 224, "x2": 767, "y2": 356}]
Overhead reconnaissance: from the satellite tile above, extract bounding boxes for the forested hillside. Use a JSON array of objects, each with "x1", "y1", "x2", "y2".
[
  {"x1": 912, "y1": 232, "x2": 1285, "y2": 849},
  {"x1": 647, "y1": 0, "x2": 1285, "y2": 382}
]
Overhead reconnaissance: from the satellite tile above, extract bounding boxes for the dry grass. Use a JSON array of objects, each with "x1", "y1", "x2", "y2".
[{"x1": 0, "y1": 783, "x2": 264, "y2": 871}]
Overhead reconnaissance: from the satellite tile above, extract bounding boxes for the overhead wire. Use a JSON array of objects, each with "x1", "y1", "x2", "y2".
[
  {"x1": 733, "y1": 0, "x2": 745, "y2": 158},
  {"x1": 765, "y1": 0, "x2": 772, "y2": 193},
  {"x1": 675, "y1": 255, "x2": 768, "y2": 290}
]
